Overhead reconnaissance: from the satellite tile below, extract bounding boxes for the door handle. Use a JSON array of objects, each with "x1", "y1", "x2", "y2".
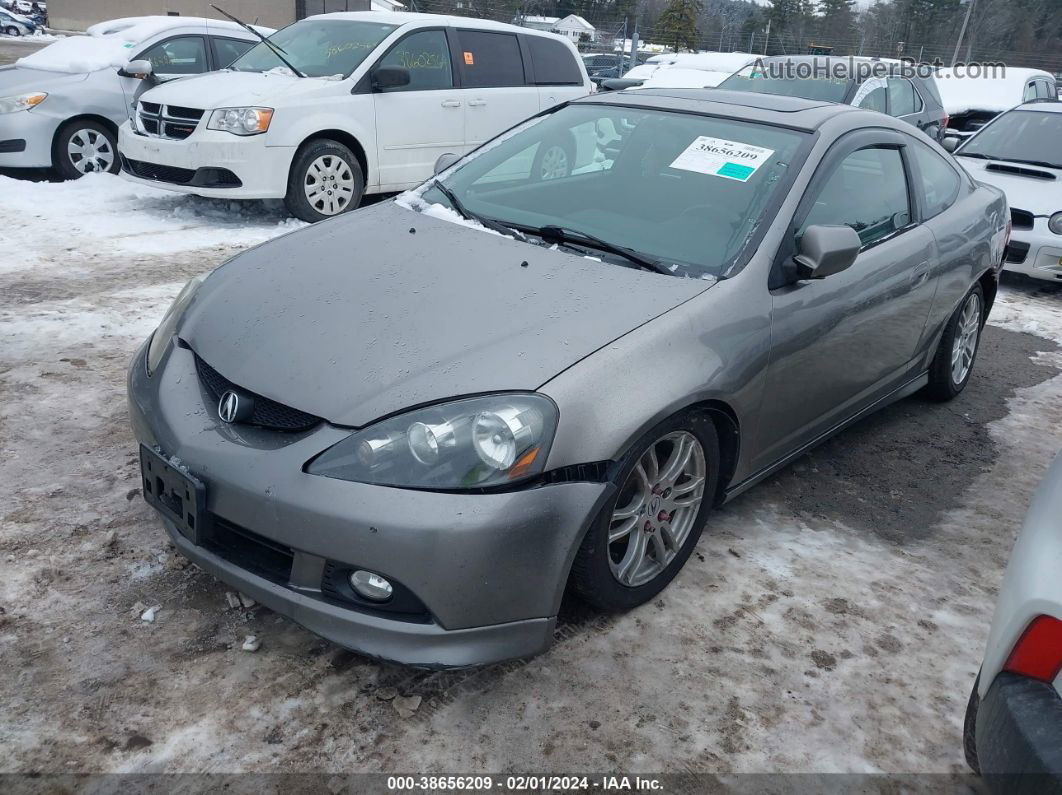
[
  {"x1": 910, "y1": 261, "x2": 931, "y2": 287},
  {"x1": 468, "y1": 99, "x2": 487, "y2": 107},
  {"x1": 440, "y1": 99, "x2": 462, "y2": 108}
]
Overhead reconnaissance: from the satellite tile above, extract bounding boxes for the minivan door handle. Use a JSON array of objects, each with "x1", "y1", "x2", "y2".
[
  {"x1": 468, "y1": 99, "x2": 487, "y2": 107},
  {"x1": 440, "y1": 99, "x2": 462, "y2": 108}
]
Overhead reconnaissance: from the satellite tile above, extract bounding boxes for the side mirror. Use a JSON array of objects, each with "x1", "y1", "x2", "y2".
[
  {"x1": 433, "y1": 152, "x2": 460, "y2": 175},
  {"x1": 119, "y1": 60, "x2": 153, "y2": 79},
  {"x1": 371, "y1": 65, "x2": 411, "y2": 91},
  {"x1": 794, "y1": 225, "x2": 861, "y2": 279},
  {"x1": 941, "y1": 135, "x2": 960, "y2": 153}
]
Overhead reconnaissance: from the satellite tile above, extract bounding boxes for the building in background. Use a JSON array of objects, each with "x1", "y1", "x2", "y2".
[{"x1": 551, "y1": 14, "x2": 594, "y2": 43}]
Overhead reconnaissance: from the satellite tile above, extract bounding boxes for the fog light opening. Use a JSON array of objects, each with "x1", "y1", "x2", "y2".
[{"x1": 349, "y1": 570, "x2": 393, "y2": 602}]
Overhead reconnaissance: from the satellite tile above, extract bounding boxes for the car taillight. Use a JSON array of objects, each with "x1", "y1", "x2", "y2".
[
  {"x1": 943, "y1": 113, "x2": 951, "y2": 130},
  {"x1": 1003, "y1": 615, "x2": 1062, "y2": 682}
]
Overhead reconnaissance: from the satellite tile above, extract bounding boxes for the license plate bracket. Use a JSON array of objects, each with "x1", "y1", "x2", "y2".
[{"x1": 139, "y1": 445, "x2": 209, "y2": 544}]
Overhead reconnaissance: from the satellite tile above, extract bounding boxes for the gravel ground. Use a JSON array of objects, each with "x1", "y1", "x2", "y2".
[{"x1": 2, "y1": 178, "x2": 1062, "y2": 776}]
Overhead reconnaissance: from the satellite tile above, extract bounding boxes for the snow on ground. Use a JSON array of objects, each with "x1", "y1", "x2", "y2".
[{"x1": 1, "y1": 175, "x2": 1062, "y2": 774}]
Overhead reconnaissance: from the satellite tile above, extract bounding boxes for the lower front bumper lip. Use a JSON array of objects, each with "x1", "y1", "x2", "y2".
[{"x1": 161, "y1": 517, "x2": 557, "y2": 669}]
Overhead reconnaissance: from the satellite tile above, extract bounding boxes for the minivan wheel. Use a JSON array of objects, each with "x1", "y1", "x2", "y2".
[
  {"x1": 925, "y1": 284, "x2": 984, "y2": 401},
  {"x1": 54, "y1": 120, "x2": 119, "y2": 179},
  {"x1": 285, "y1": 139, "x2": 364, "y2": 223},
  {"x1": 569, "y1": 411, "x2": 719, "y2": 610},
  {"x1": 532, "y1": 137, "x2": 574, "y2": 181}
]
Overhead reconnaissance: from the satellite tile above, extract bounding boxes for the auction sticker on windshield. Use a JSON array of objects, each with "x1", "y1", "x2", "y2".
[{"x1": 669, "y1": 136, "x2": 774, "y2": 182}]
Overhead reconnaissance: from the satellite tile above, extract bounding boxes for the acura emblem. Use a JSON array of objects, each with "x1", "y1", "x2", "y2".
[{"x1": 218, "y1": 390, "x2": 242, "y2": 423}]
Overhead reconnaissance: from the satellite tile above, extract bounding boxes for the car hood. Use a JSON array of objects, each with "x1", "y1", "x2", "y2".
[
  {"x1": 139, "y1": 69, "x2": 304, "y2": 109},
  {"x1": 959, "y1": 157, "x2": 1062, "y2": 215},
  {"x1": 0, "y1": 66, "x2": 89, "y2": 93},
  {"x1": 179, "y1": 201, "x2": 713, "y2": 428}
]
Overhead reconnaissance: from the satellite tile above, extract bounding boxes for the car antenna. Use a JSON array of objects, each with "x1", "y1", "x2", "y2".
[{"x1": 210, "y1": 4, "x2": 306, "y2": 78}]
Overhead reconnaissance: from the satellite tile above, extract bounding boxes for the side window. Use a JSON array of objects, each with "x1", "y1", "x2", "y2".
[
  {"x1": 887, "y1": 78, "x2": 921, "y2": 116},
  {"x1": 910, "y1": 141, "x2": 961, "y2": 219},
  {"x1": 801, "y1": 147, "x2": 910, "y2": 248},
  {"x1": 137, "y1": 36, "x2": 208, "y2": 75},
  {"x1": 456, "y1": 30, "x2": 524, "y2": 88},
  {"x1": 1037, "y1": 80, "x2": 1054, "y2": 99},
  {"x1": 377, "y1": 29, "x2": 453, "y2": 91},
  {"x1": 526, "y1": 36, "x2": 581, "y2": 85},
  {"x1": 1023, "y1": 81, "x2": 1038, "y2": 102},
  {"x1": 855, "y1": 83, "x2": 888, "y2": 113},
  {"x1": 213, "y1": 37, "x2": 254, "y2": 68}
]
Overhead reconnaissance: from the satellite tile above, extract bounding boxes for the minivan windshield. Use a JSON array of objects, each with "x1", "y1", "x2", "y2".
[
  {"x1": 957, "y1": 109, "x2": 1062, "y2": 169},
  {"x1": 719, "y1": 65, "x2": 850, "y2": 102},
  {"x1": 418, "y1": 104, "x2": 808, "y2": 279},
  {"x1": 229, "y1": 19, "x2": 397, "y2": 78}
]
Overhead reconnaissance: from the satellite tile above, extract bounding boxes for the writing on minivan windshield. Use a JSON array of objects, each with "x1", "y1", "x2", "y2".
[
  {"x1": 415, "y1": 105, "x2": 807, "y2": 280},
  {"x1": 230, "y1": 20, "x2": 398, "y2": 78}
]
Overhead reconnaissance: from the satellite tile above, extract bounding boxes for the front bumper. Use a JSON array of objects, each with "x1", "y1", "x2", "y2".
[
  {"x1": 127, "y1": 340, "x2": 612, "y2": 667},
  {"x1": 117, "y1": 122, "x2": 294, "y2": 199},
  {"x1": 1004, "y1": 224, "x2": 1062, "y2": 282},
  {"x1": 976, "y1": 672, "x2": 1062, "y2": 793},
  {"x1": 0, "y1": 106, "x2": 58, "y2": 168}
]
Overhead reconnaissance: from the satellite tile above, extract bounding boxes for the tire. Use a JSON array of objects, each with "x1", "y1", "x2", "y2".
[
  {"x1": 569, "y1": 410, "x2": 720, "y2": 611},
  {"x1": 284, "y1": 139, "x2": 364, "y2": 223},
  {"x1": 3, "y1": 26, "x2": 21, "y2": 37},
  {"x1": 964, "y1": 673, "x2": 981, "y2": 774},
  {"x1": 531, "y1": 135, "x2": 575, "y2": 181},
  {"x1": 925, "y1": 283, "x2": 984, "y2": 401},
  {"x1": 53, "y1": 120, "x2": 119, "y2": 180}
]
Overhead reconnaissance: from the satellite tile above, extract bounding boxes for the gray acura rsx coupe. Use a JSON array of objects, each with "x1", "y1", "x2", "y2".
[{"x1": 128, "y1": 90, "x2": 1008, "y2": 668}]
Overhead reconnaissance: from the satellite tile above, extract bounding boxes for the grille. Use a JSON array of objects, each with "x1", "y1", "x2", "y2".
[
  {"x1": 124, "y1": 157, "x2": 196, "y2": 185},
  {"x1": 1005, "y1": 241, "x2": 1030, "y2": 264},
  {"x1": 195, "y1": 354, "x2": 324, "y2": 432},
  {"x1": 1011, "y1": 208, "x2": 1035, "y2": 230},
  {"x1": 137, "y1": 101, "x2": 205, "y2": 140},
  {"x1": 203, "y1": 516, "x2": 293, "y2": 584}
]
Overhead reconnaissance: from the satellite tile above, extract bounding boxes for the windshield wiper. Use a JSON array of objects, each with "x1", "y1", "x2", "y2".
[
  {"x1": 956, "y1": 152, "x2": 991, "y2": 159},
  {"x1": 211, "y1": 5, "x2": 305, "y2": 78},
  {"x1": 430, "y1": 180, "x2": 526, "y2": 241},
  {"x1": 519, "y1": 224, "x2": 672, "y2": 275}
]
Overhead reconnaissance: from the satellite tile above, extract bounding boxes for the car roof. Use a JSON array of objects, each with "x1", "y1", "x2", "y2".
[
  {"x1": 577, "y1": 88, "x2": 864, "y2": 131},
  {"x1": 306, "y1": 10, "x2": 567, "y2": 39},
  {"x1": 1011, "y1": 101, "x2": 1062, "y2": 113}
]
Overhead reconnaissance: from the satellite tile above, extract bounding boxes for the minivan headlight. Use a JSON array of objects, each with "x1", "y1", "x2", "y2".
[
  {"x1": 146, "y1": 275, "x2": 206, "y2": 375},
  {"x1": 307, "y1": 394, "x2": 558, "y2": 490},
  {"x1": 1049, "y1": 212, "x2": 1062, "y2": 235},
  {"x1": 0, "y1": 92, "x2": 46, "y2": 114},
  {"x1": 207, "y1": 107, "x2": 273, "y2": 135}
]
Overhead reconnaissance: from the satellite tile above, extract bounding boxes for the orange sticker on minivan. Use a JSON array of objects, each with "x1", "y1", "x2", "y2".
[{"x1": 463, "y1": 51, "x2": 474, "y2": 65}]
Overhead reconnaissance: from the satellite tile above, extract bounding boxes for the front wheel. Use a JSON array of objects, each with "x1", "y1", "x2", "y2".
[
  {"x1": 925, "y1": 284, "x2": 984, "y2": 401},
  {"x1": 53, "y1": 120, "x2": 119, "y2": 179},
  {"x1": 569, "y1": 411, "x2": 719, "y2": 610},
  {"x1": 3, "y1": 26, "x2": 22, "y2": 37},
  {"x1": 284, "y1": 139, "x2": 364, "y2": 223}
]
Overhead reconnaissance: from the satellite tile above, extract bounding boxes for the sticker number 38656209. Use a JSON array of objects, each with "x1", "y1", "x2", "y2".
[{"x1": 669, "y1": 136, "x2": 775, "y2": 182}]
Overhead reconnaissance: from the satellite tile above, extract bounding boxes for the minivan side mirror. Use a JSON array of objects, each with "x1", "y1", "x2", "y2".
[
  {"x1": 119, "y1": 60, "x2": 154, "y2": 79},
  {"x1": 941, "y1": 135, "x2": 960, "y2": 153},
  {"x1": 434, "y1": 152, "x2": 460, "y2": 175},
  {"x1": 372, "y1": 66, "x2": 411, "y2": 91},
  {"x1": 794, "y1": 225, "x2": 861, "y2": 279}
]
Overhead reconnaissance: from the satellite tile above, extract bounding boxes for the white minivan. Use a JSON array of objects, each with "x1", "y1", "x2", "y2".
[{"x1": 118, "y1": 12, "x2": 592, "y2": 221}]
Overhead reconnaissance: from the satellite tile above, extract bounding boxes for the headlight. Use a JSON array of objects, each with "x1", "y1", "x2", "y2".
[
  {"x1": 207, "y1": 107, "x2": 273, "y2": 135},
  {"x1": 146, "y1": 275, "x2": 206, "y2": 375},
  {"x1": 307, "y1": 394, "x2": 559, "y2": 490},
  {"x1": 1049, "y1": 212, "x2": 1062, "y2": 235},
  {"x1": 0, "y1": 92, "x2": 46, "y2": 114}
]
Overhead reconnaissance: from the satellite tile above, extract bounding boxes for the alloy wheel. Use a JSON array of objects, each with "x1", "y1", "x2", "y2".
[
  {"x1": 66, "y1": 128, "x2": 114, "y2": 174},
  {"x1": 608, "y1": 430, "x2": 707, "y2": 588},
  {"x1": 951, "y1": 292, "x2": 981, "y2": 385},
  {"x1": 538, "y1": 145, "x2": 570, "y2": 180},
  {"x1": 303, "y1": 155, "x2": 356, "y2": 216}
]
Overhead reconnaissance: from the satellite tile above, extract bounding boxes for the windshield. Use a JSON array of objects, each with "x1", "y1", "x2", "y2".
[
  {"x1": 958, "y1": 109, "x2": 1062, "y2": 168},
  {"x1": 419, "y1": 104, "x2": 808, "y2": 279},
  {"x1": 719, "y1": 65, "x2": 850, "y2": 102},
  {"x1": 229, "y1": 19, "x2": 397, "y2": 78}
]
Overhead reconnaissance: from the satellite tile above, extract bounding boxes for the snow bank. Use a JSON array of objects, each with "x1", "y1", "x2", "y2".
[{"x1": 935, "y1": 66, "x2": 1054, "y2": 115}]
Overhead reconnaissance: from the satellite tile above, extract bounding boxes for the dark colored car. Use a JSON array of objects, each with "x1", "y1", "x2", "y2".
[
  {"x1": 719, "y1": 55, "x2": 948, "y2": 141},
  {"x1": 582, "y1": 52, "x2": 649, "y2": 85}
]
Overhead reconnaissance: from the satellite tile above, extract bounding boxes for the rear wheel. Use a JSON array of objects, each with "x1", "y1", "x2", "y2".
[
  {"x1": 925, "y1": 284, "x2": 984, "y2": 401},
  {"x1": 53, "y1": 120, "x2": 119, "y2": 179},
  {"x1": 284, "y1": 139, "x2": 364, "y2": 223},
  {"x1": 570, "y1": 411, "x2": 719, "y2": 610}
]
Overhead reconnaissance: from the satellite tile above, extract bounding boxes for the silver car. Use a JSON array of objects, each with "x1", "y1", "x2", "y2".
[
  {"x1": 951, "y1": 102, "x2": 1062, "y2": 283},
  {"x1": 128, "y1": 90, "x2": 1009, "y2": 667},
  {"x1": 0, "y1": 16, "x2": 267, "y2": 178}
]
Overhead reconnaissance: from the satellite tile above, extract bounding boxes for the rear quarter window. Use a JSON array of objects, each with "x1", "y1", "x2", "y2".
[
  {"x1": 526, "y1": 35, "x2": 582, "y2": 85},
  {"x1": 456, "y1": 29, "x2": 525, "y2": 88}
]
